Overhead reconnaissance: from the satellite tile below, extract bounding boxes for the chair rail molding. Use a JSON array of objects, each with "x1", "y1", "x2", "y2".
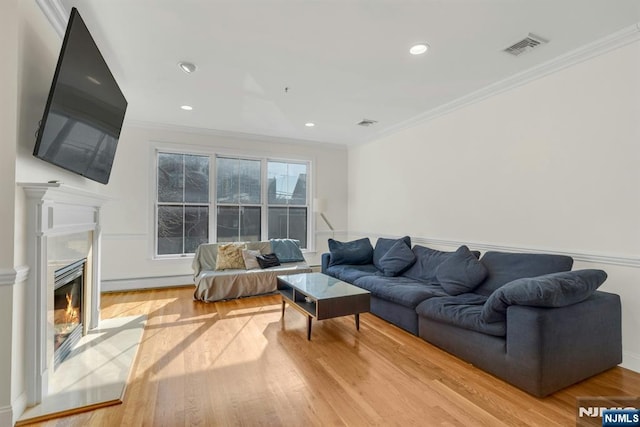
[
  {"x1": 0, "y1": 266, "x2": 29, "y2": 287},
  {"x1": 349, "y1": 231, "x2": 640, "y2": 268}
]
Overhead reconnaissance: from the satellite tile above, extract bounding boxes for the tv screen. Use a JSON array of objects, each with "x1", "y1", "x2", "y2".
[{"x1": 33, "y1": 7, "x2": 127, "y2": 185}]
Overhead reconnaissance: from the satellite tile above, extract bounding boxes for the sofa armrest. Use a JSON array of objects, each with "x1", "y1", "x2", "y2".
[
  {"x1": 505, "y1": 290, "x2": 622, "y2": 396},
  {"x1": 321, "y1": 253, "x2": 331, "y2": 273}
]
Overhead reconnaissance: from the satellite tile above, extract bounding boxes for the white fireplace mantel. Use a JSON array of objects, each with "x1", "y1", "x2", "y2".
[{"x1": 19, "y1": 182, "x2": 109, "y2": 406}]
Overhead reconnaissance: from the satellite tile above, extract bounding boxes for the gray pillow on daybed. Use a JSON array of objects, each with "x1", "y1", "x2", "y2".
[
  {"x1": 378, "y1": 239, "x2": 416, "y2": 277},
  {"x1": 481, "y1": 269, "x2": 608, "y2": 323},
  {"x1": 436, "y1": 245, "x2": 488, "y2": 295},
  {"x1": 270, "y1": 238, "x2": 305, "y2": 263}
]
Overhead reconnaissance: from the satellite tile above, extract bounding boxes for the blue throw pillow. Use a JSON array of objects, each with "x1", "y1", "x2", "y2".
[
  {"x1": 481, "y1": 269, "x2": 608, "y2": 323},
  {"x1": 436, "y1": 245, "x2": 488, "y2": 296},
  {"x1": 378, "y1": 240, "x2": 417, "y2": 277},
  {"x1": 373, "y1": 236, "x2": 411, "y2": 271},
  {"x1": 328, "y1": 238, "x2": 374, "y2": 266}
]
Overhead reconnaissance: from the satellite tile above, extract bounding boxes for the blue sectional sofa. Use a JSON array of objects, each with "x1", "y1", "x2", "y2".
[{"x1": 321, "y1": 236, "x2": 622, "y2": 397}]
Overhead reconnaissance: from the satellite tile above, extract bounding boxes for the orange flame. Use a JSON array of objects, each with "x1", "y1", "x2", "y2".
[{"x1": 65, "y1": 293, "x2": 78, "y2": 325}]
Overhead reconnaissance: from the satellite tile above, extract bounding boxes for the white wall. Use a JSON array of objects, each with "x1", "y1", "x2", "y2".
[
  {"x1": 6, "y1": 1, "x2": 348, "y2": 418},
  {"x1": 15, "y1": 0, "x2": 108, "y2": 268},
  {"x1": 99, "y1": 125, "x2": 348, "y2": 286},
  {"x1": 0, "y1": 0, "x2": 19, "y2": 423},
  {"x1": 348, "y1": 40, "x2": 640, "y2": 372},
  {"x1": 7, "y1": 1, "x2": 109, "y2": 422}
]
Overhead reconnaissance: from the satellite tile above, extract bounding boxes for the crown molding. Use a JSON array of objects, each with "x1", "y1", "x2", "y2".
[
  {"x1": 36, "y1": 0, "x2": 68, "y2": 38},
  {"x1": 371, "y1": 22, "x2": 640, "y2": 143},
  {"x1": 35, "y1": 1, "x2": 639, "y2": 147},
  {"x1": 126, "y1": 120, "x2": 348, "y2": 150}
]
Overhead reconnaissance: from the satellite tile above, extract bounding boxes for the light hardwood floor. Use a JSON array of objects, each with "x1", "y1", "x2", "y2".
[{"x1": 24, "y1": 286, "x2": 640, "y2": 426}]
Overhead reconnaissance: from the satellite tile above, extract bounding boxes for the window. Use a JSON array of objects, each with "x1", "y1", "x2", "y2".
[
  {"x1": 267, "y1": 161, "x2": 308, "y2": 248},
  {"x1": 215, "y1": 157, "x2": 262, "y2": 242},
  {"x1": 155, "y1": 151, "x2": 311, "y2": 257},
  {"x1": 156, "y1": 153, "x2": 210, "y2": 255}
]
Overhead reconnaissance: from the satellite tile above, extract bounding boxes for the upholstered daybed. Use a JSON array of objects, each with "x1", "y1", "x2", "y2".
[{"x1": 192, "y1": 240, "x2": 311, "y2": 302}]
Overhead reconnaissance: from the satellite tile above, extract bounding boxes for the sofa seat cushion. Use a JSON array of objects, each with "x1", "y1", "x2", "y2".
[
  {"x1": 373, "y1": 236, "x2": 412, "y2": 270},
  {"x1": 353, "y1": 275, "x2": 448, "y2": 308},
  {"x1": 416, "y1": 294, "x2": 506, "y2": 337},
  {"x1": 481, "y1": 269, "x2": 608, "y2": 323},
  {"x1": 325, "y1": 264, "x2": 379, "y2": 283},
  {"x1": 474, "y1": 251, "x2": 573, "y2": 296}
]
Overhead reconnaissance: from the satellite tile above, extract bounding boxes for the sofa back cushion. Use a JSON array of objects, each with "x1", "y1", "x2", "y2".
[
  {"x1": 401, "y1": 245, "x2": 453, "y2": 283},
  {"x1": 373, "y1": 236, "x2": 411, "y2": 270},
  {"x1": 192, "y1": 243, "x2": 219, "y2": 275},
  {"x1": 402, "y1": 245, "x2": 480, "y2": 284},
  {"x1": 481, "y1": 269, "x2": 607, "y2": 323},
  {"x1": 474, "y1": 252, "x2": 574, "y2": 296},
  {"x1": 378, "y1": 240, "x2": 417, "y2": 277},
  {"x1": 436, "y1": 245, "x2": 488, "y2": 295},
  {"x1": 246, "y1": 241, "x2": 272, "y2": 254},
  {"x1": 328, "y1": 238, "x2": 374, "y2": 266}
]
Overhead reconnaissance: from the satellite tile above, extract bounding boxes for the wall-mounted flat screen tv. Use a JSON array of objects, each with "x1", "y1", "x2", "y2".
[{"x1": 33, "y1": 7, "x2": 127, "y2": 185}]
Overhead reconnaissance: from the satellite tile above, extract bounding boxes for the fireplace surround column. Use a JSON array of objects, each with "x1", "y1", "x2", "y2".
[{"x1": 19, "y1": 183, "x2": 108, "y2": 406}]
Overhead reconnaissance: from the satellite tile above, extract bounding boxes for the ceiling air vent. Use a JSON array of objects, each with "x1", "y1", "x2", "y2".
[
  {"x1": 504, "y1": 33, "x2": 548, "y2": 56},
  {"x1": 357, "y1": 119, "x2": 378, "y2": 127}
]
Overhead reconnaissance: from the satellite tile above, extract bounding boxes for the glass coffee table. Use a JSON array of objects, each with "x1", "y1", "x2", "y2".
[{"x1": 277, "y1": 272, "x2": 371, "y2": 340}]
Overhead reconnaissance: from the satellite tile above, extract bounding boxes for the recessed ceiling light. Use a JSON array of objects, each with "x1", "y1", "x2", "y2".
[
  {"x1": 180, "y1": 105, "x2": 193, "y2": 111},
  {"x1": 178, "y1": 62, "x2": 197, "y2": 74},
  {"x1": 305, "y1": 122, "x2": 315, "y2": 127},
  {"x1": 409, "y1": 43, "x2": 429, "y2": 55}
]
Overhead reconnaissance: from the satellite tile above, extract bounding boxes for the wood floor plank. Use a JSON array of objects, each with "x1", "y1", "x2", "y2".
[{"x1": 22, "y1": 287, "x2": 640, "y2": 427}]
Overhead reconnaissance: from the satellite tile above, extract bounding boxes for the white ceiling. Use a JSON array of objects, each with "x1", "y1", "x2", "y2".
[{"x1": 54, "y1": 0, "x2": 640, "y2": 146}]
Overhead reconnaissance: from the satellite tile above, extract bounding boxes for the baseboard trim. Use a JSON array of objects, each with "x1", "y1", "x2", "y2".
[
  {"x1": 349, "y1": 231, "x2": 640, "y2": 268},
  {"x1": 101, "y1": 275, "x2": 194, "y2": 293},
  {"x1": 0, "y1": 404, "x2": 13, "y2": 427},
  {"x1": 12, "y1": 392, "x2": 27, "y2": 426},
  {"x1": 622, "y1": 351, "x2": 640, "y2": 374}
]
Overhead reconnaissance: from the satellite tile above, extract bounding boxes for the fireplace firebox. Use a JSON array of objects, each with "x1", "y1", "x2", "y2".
[{"x1": 53, "y1": 258, "x2": 85, "y2": 368}]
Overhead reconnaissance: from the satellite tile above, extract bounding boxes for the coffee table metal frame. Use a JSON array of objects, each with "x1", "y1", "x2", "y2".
[{"x1": 277, "y1": 272, "x2": 371, "y2": 340}]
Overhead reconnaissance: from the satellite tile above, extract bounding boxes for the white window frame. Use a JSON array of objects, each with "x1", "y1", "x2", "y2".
[
  {"x1": 151, "y1": 144, "x2": 314, "y2": 260},
  {"x1": 264, "y1": 158, "x2": 311, "y2": 248},
  {"x1": 154, "y1": 150, "x2": 212, "y2": 259}
]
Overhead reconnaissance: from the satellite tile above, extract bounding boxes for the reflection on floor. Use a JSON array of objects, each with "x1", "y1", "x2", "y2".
[{"x1": 18, "y1": 315, "x2": 146, "y2": 425}]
